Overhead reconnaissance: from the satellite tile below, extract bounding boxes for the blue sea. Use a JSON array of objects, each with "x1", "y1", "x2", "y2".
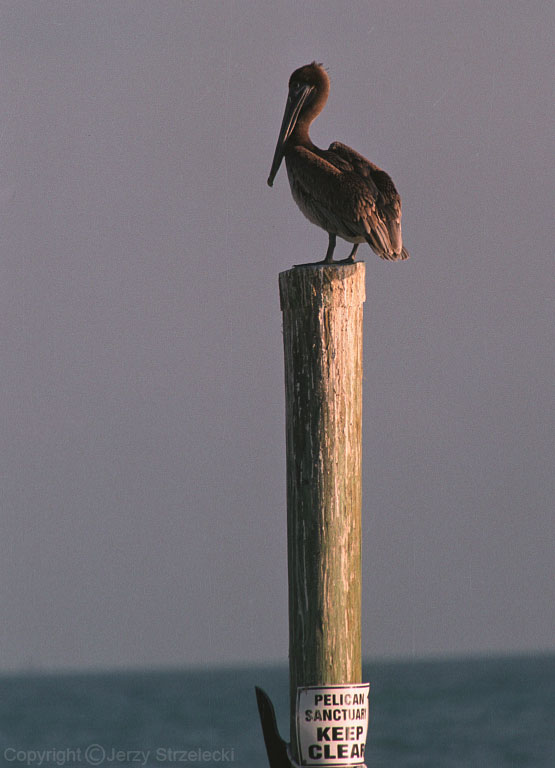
[{"x1": 0, "y1": 655, "x2": 553, "y2": 767}]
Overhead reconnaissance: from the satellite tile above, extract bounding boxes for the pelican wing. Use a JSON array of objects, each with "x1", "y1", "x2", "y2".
[
  {"x1": 288, "y1": 146, "x2": 367, "y2": 240},
  {"x1": 327, "y1": 141, "x2": 380, "y2": 178},
  {"x1": 328, "y1": 141, "x2": 407, "y2": 259},
  {"x1": 291, "y1": 146, "x2": 380, "y2": 238}
]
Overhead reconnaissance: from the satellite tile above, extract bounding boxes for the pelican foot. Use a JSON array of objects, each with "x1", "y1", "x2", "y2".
[
  {"x1": 336, "y1": 244, "x2": 359, "y2": 264},
  {"x1": 293, "y1": 259, "x2": 336, "y2": 267}
]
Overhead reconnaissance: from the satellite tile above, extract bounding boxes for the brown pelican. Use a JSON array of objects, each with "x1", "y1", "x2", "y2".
[{"x1": 268, "y1": 62, "x2": 409, "y2": 264}]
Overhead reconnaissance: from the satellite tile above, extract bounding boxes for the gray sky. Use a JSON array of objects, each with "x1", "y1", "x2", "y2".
[{"x1": 0, "y1": 0, "x2": 553, "y2": 672}]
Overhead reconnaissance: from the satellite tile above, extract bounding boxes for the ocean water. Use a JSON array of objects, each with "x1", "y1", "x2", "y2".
[{"x1": 0, "y1": 654, "x2": 553, "y2": 767}]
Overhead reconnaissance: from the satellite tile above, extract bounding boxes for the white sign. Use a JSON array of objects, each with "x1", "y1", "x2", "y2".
[{"x1": 295, "y1": 683, "x2": 370, "y2": 767}]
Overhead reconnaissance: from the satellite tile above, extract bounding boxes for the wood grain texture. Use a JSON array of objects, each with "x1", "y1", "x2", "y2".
[{"x1": 279, "y1": 262, "x2": 366, "y2": 758}]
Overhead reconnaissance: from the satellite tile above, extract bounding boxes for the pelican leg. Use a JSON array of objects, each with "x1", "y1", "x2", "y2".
[
  {"x1": 294, "y1": 233, "x2": 338, "y2": 268},
  {"x1": 323, "y1": 233, "x2": 337, "y2": 263},
  {"x1": 338, "y1": 243, "x2": 359, "y2": 264}
]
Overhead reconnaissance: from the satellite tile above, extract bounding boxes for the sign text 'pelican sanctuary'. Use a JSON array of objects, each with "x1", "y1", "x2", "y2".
[{"x1": 295, "y1": 684, "x2": 370, "y2": 767}]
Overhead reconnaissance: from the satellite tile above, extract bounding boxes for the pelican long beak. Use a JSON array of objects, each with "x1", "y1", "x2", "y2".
[{"x1": 267, "y1": 84, "x2": 314, "y2": 187}]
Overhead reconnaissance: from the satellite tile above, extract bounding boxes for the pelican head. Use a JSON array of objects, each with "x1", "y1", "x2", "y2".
[{"x1": 267, "y1": 62, "x2": 330, "y2": 187}]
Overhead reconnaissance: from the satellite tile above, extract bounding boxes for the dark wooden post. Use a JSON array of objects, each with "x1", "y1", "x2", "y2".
[
  {"x1": 280, "y1": 263, "x2": 366, "y2": 762},
  {"x1": 256, "y1": 262, "x2": 366, "y2": 768}
]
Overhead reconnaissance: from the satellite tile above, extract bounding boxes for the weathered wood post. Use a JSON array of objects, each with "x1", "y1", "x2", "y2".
[{"x1": 256, "y1": 262, "x2": 368, "y2": 768}]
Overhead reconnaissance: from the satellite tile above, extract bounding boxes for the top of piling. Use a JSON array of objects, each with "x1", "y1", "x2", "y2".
[{"x1": 279, "y1": 262, "x2": 366, "y2": 312}]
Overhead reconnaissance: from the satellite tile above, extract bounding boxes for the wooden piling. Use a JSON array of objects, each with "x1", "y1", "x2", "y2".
[{"x1": 279, "y1": 262, "x2": 366, "y2": 762}]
